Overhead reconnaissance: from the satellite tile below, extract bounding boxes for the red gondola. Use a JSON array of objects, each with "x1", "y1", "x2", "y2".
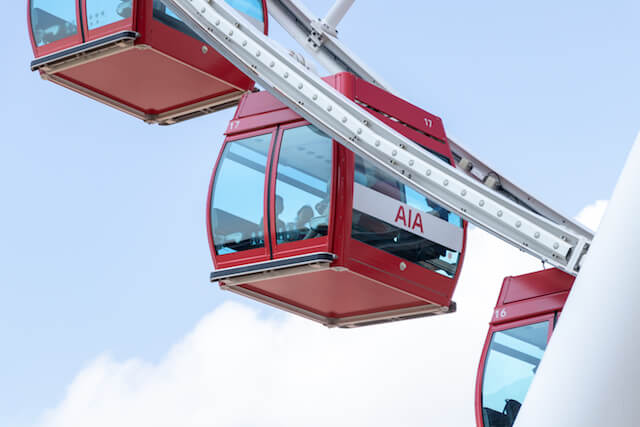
[
  {"x1": 475, "y1": 268, "x2": 575, "y2": 427},
  {"x1": 28, "y1": 0, "x2": 267, "y2": 124},
  {"x1": 208, "y1": 72, "x2": 468, "y2": 328}
]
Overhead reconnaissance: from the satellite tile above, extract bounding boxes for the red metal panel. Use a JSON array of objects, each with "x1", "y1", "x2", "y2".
[
  {"x1": 226, "y1": 109, "x2": 302, "y2": 135},
  {"x1": 490, "y1": 292, "x2": 569, "y2": 325},
  {"x1": 364, "y1": 107, "x2": 454, "y2": 163},
  {"x1": 501, "y1": 268, "x2": 575, "y2": 304},
  {"x1": 241, "y1": 269, "x2": 431, "y2": 318},
  {"x1": 355, "y1": 78, "x2": 447, "y2": 142},
  {"x1": 146, "y1": 6, "x2": 255, "y2": 93},
  {"x1": 57, "y1": 48, "x2": 237, "y2": 114},
  {"x1": 236, "y1": 90, "x2": 288, "y2": 118}
]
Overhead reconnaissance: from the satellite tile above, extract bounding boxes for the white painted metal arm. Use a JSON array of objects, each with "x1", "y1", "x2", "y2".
[
  {"x1": 161, "y1": 0, "x2": 590, "y2": 275},
  {"x1": 447, "y1": 136, "x2": 595, "y2": 241},
  {"x1": 266, "y1": 0, "x2": 394, "y2": 92},
  {"x1": 323, "y1": 0, "x2": 356, "y2": 33}
]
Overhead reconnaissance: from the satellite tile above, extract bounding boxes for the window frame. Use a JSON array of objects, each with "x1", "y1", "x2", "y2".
[
  {"x1": 29, "y1": 0, "x2": 85, "y2": 57},
  {"x1": 269, "y1": 121, "x2": 337, "y2": 260},
  {"x1": 207, "y1": 126, "x2": 277, "y2": 270},
  {"x1": 475, "y1": 313, "x2": 555, "y2": 427},
  {"x1": 338, "y1": 146, "x2": 468, "y2": 307},
  {"x1": 81, "y1": 0, "x2": 136, "y2": 42}
]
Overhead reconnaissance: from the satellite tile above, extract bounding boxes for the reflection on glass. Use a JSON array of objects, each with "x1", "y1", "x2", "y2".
[
  {"x1": 275, "y1": 125, "x2": 332, "y2": 244},
  {"x1": 224, "y1": 0, "x2": 264, "y2": 23},
  {"x1": 153, "y1": 0, "x2": 205, "y2": 41},
  {"x1": 482, "y1": 321, "x2": 550, "y2": 427},
  {"x1": 352, "y1": 154, "x2": 462, "y2": 278},
  {"x1": 30, "y1": 0, "x2": 78, "y2": 47},
  {"x1": 87, "y1": 0, "x2": 132, "y2": 30},
  {"x1": 211, "y1": 133, "x2": 271, "y2": 255}
]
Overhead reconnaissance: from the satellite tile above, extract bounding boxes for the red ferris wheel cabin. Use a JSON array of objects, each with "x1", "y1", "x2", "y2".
[
  {"x1": 27, "y1": 0, "x2": 267, "y2": 125},
  {"x1": 209, "y1": 72, "x2": 468, "y2": 328},
  {"x1": 475, "y1": 268, "x2": 575, "y2": 427}
]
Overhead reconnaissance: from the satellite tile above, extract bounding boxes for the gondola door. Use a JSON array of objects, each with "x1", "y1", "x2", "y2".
[
  {"x1": 208, "y1": 127, "x2": 277, "y2": 270},
  {"x1": 28, "y1": 0, "x2": 84, "y2": 57},
  {"x1": 268, "y1": 122, "x2": 336, "y2": 261},
  {"x1": 81, "y1": 0, "x2": 135, "y2": 41}
]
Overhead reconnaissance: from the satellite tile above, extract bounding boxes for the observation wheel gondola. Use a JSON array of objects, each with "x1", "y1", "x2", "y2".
[
  {"x1": 28, "y1": 0, "x2": 268, "y2": 124},
  {"x1": 209, "y1": 72, "x2": 468, "y2": 328}
]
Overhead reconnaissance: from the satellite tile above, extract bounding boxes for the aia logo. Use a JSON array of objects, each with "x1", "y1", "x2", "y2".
[{"x1": 394, "y1": 206, "x2": 424, "y2": 233}]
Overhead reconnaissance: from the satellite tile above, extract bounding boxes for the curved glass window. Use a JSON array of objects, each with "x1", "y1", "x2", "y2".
[
  {"x1": 274, "y1": 126, "x2": 332, "y2": 244},
  {"x1": 211, "y1": 133, "x2": 272, "y2": 255},
  {"x1": 153, "y1": 0, "x2": 205, "y2": 41},
  {"x1": 225, "y1": 0, "x2": 264, "y2": 23},
  {"x1": 481, "y1": 321, "x2": 550, "y2": 427},
  {"x1": 30, "y1": 0, "x2": 78, "y2": 47},
  {"x1": 87, "y1": 0, "x2": 132, "y2": 30},
  {"x1": 352, "y1": 154, "x2": 463, "y2": 278}
]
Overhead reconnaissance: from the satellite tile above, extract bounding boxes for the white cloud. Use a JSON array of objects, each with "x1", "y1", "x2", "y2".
[
  {"x1": 39, "y1": 202, "x2": 606, "y2": 427},
  {"x1": 575, "y1": 200, "x2": 608, "y2": 231}
]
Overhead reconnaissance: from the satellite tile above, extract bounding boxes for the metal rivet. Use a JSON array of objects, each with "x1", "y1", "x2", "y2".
[
  {"x1": 443, "y1": 179, "x2": 449, "y2": 186},
  {"x1": 426, "y1": 169, "x2": 431, "y2": 176},
  {"x1": 284, "y1": 72, "x2": 289, "y2": 78},
  {"x1": 201, "y1": 46, "x2": 208, "y2": 54},
  {"x1": 461, "y1": 189, "x2": 467, "y2": 196},
  {"x1": 516, "y1": 220, "x2": 522, "y2": 228},
  {"x1": 553, "y1": 242, "x2": 560, "y2": 250},
  {"x1": 242, "y1": 40, "x2": 247, "y2": 46},
  {"x1": 356, "y1": 128, "x2": 363, "y2": 135},
  {"x1": 534, "y1": 232, "x2": 541, "y2": 239},
  {"x1": 201, "y1": 8, "x2": 206, "y2": 13},
  {"x1": 479, "y1": 200, "x2": 485, "y2": 207},
  {"x1": 375, "y1": 140, "x2": 381, "y2": 147},
  {"x1": 342, "y1": 117, "x2": 348, "y2": 123},
  {"x1": 298, "y1": 83, "x2": 303, "y2": 89},
  {"x1": 399, "y1": 262, "x2": 407, "y2": 271},
  {"x1": 215, "y1": 19, "x2": 221, "y2": 25},
  {"x1": 327, "y1": 105, "x2": 332, "y2": 112},
  {"x1": 497, "y1": 210, "x2": 503, "y2": 217},
  {"x1": 312, "y1": 94, "x2": 318, "y2": 101},
  {"x1": 269, "y1": 61, "x2": 275, "y2": 68},
  {"x1": 409, "y1": 160, "x2": 414, "y2": 166},
  {"x1": 255, "y1": 50, "x2": 261, "y2": 57},
  {"x1": 228, "y1": 30, "x2": 233, "y2": 36},
  {"x1": 392, "y1": 150, "x2": 397, "y2": 156}
]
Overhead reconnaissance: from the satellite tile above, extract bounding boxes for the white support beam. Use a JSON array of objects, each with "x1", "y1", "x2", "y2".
[
  {"x1": 514, "y1": 134, "x2": 640, "y2": 426},
  {"x1": 267, "y1": 0, "x2": 591, "y2": 245},
  {"x1": 266, "y1": 0, "x2": 395, "y2": 92},
  {"x1": 323, "y1": 0, "x2": 356, "y2": 33},
  {"x1": 161, "y1": 0, "x2": 591, "y2": 275}
]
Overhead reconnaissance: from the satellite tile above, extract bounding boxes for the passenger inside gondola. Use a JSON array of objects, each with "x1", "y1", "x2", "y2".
[{"x1": 352, "y1": 154, "x2": 462, "y2": 278}]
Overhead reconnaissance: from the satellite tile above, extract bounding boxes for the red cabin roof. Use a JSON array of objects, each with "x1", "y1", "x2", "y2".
[
  {"x1": 490, "y1": 268, "x2": 575, "y2": 325},
  {"x1": 209, "y1": 72, "x2": 467, "y2": 328},
  {"x1": 28, "y1": 0, "x2": 268, "y2": 125}
]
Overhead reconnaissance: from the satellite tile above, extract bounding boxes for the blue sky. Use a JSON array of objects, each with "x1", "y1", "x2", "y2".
[{"x1": 2, "y1": 1, "x2": 639, "y2": 426}]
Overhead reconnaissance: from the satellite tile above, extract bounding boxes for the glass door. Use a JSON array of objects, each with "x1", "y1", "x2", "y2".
[
  {"x1": 82, "y1": 0, "x2": 135, "y2": 41},
  {"x1": 479, "y1": 314, "x2": 555, "y2": 427},
  {"x1": 209, "y1": 128, "x2": 276, "y2": 269},
  {"x1": 29, "y1": 0, "x2": 84, "y2": 56},
  {"x1": 269, "y1": 123, "x2": 335, "y2": 259}
]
